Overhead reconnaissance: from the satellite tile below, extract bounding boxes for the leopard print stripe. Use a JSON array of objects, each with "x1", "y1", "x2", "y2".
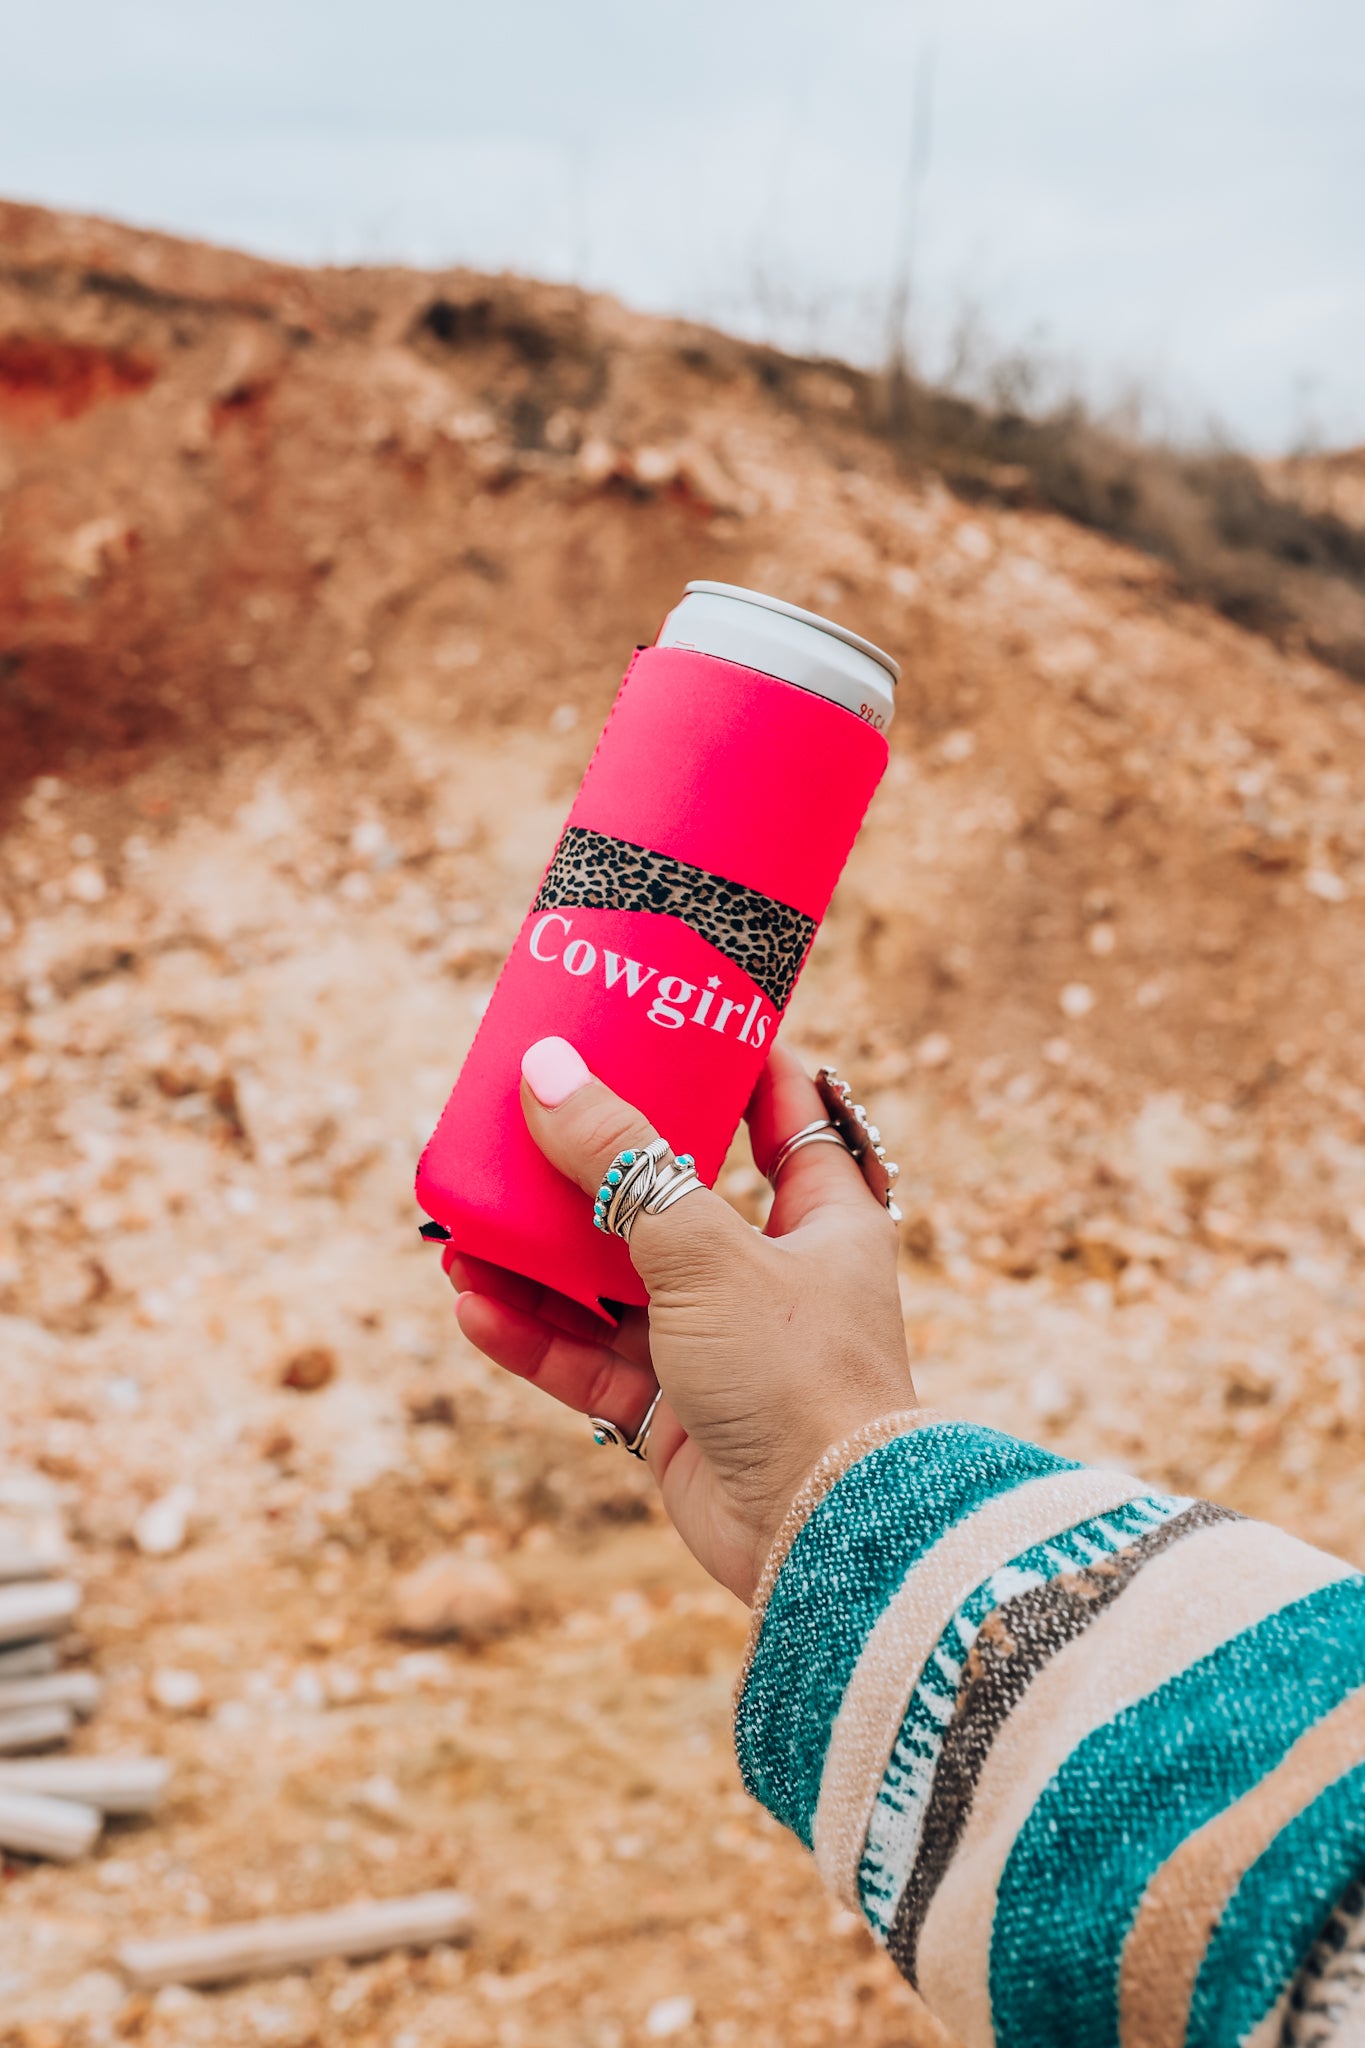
[{"x1": 533, "y1": 826, "x2": 816, "y2": 1013}]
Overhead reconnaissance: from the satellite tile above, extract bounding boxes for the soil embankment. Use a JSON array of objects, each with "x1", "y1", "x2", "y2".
[{"x1": 3, "y1": 201, "x2": 1365, "y2": 2046}]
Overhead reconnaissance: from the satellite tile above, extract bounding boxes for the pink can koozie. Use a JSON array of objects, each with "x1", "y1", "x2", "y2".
[{"x1": 415, "y1": 582, "x2": 898, "y2": 1320}]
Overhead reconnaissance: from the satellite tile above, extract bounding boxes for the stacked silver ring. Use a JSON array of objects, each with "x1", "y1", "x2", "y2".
[
  {"x1": 592, "y1": 1137, "x2": 669, "y2": 1240},
  {"x1": 765, "y1": 1119, "x2": 850, "y2": 1184},
  {"x1": 593, "y1": 1139, "x2": 703, "y2": 1244},
  {"x1": 763, "y1": 1068, "x2": 902, "y2": 1221},
  {"x1": 643, "y1": 1154, "x2": 704, "y2": 1221}
]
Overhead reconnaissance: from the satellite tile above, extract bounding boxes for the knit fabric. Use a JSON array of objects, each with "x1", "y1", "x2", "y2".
[
  {"x1": 1286, "y1": 1880, "x2": 1365, "y2": 2045},
  {"x1": 733, "y1": 1420, "x2": 1365, "y2": 2048}
]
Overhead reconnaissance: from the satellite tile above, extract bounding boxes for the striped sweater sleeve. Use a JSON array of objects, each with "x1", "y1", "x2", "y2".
[{"x1": 733, "y1": 1412, "x2": 1365, "y2": 2048}]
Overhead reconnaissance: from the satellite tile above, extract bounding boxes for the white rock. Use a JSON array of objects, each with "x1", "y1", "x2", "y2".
[
  {"x1": 1305, "y1": 867, "x2": 1349, "y2": 903},
  {"x1": 66, "y1": 864, "x2": 107, "y2": 905},
  {"x1": 576, "y1": 437, "x2": 618, "y2": 484},
  {"x1": 149, "y1": 1667, "x2": 204, "y2": 1714},
  {"x1": 1059, "y1": 981, "x2": 1095, "y2": 1019},
  {"x1": 1028, "y1": 1371, "x2": 1074, "y2": 1424},
  {"x1": 632, "y1": 446, "x2": 679, "y2": 486},
  {"x1": 323, "y1": 1662, "x2": 363, "y2": 1705},
  {"x1": 350, "y1": 818, "x2": 388, "y2": 860},
  {"x1": 151, "y1": 1984, "x2": 205, "y2": 2016},
  {"x1": 393, "y1": 1651, "x2": 458, "y2": 1692},
  {"x1": 1117, "y1": 1259, "x2": 1156, "y2": 1303},
  {"x1": 58, "y1": 1970, "x2": 123, "y2": 2019},
  {"x1": 393, "y1": 1554, "x2": 520, "y2": 1639},
  {"x1": 645, "y1": 1996, "x2": 696, "y2": 2038},
  {"x1": 289, "y1": 1667, "x2": 326, "y2": 1712},
  {"x1": 1127, "y1": 1092, "x2": 1216, "y2": 1205},
  {"x1": 916, "y1": 1032, "x2": 953, "y2": 1069},
  {"x1": 937, "y1": 728, "x2": 977, "y2": 765},
  {"x1": 353, "y1": 1773, "x2": 404, "y2": 1823},
  {"x1": 134, "y1": 1485, "x2": 195, "y2": 1558}
]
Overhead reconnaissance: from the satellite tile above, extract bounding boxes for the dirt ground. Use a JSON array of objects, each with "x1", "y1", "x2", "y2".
[{"x1": 4, "y1": 201, "x2": 1365, "y2": 2047}]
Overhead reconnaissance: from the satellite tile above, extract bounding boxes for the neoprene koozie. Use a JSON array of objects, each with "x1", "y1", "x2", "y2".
[{"x1": 415, "y1": 582, "x2": 897, "y2": 1320}]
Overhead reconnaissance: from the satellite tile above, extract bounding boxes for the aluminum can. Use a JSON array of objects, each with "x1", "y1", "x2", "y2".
[{"x1": 416, "y1": 583, "x2": 898, "y2": 1317}]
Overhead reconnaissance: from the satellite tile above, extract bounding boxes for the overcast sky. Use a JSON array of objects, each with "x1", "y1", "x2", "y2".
[{"x1": 4, "y1": 0, "x2": 1361, "y2": 451}]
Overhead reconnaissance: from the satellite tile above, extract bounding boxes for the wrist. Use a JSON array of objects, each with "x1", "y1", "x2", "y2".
[{"x1": 741, "y1": 1401, "x2": 932, "y2": 1613}]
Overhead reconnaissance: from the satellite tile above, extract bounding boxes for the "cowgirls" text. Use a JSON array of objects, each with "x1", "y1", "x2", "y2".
[{"x1": 527, "y1": 913, "x2": 772, "y2": 1045}]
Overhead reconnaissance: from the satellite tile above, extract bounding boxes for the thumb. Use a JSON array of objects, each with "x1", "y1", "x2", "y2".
[{"x1": 518, "y1": 1036, "x2": 749, "y2": 1287}]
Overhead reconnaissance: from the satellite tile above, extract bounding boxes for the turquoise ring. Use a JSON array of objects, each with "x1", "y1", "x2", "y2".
[{"x1": 594, "y1": 1137, "x2": 671, "y2": 1240}]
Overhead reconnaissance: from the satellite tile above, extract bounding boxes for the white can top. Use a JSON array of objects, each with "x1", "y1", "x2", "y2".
[{"x1": 655, "y1": 581, "x2": 899, "y2": 731}]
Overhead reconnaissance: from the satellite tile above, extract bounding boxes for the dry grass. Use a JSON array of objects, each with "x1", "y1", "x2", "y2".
[{"x1": 753, "y1": 345, "x2": 1365, "y2": 682}]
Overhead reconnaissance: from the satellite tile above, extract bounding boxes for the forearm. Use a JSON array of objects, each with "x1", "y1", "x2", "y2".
[{"x1": 734, "y1": 1413, "x2": 1365, "y2": 2048}]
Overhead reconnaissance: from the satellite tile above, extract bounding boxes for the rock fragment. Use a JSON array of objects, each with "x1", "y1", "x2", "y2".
[
  {"x1": 280, "y1": 1345, "x2": 337, "y2": 1392},
  {"x1": 0, "y1": 1670, "x2": 101, "y2": 1719},
  {"x1": 119, "y1": 1888, "x2": 476, "y2": 1989},
  {"x1": 0, "y1": 1786, "x2": 102, "y2": 1861},
  {"x1": 393, "y1": 1554, "x2": 519, "y2": 1640},
  {"x1": 0, "y1": 1641, "x2": 57, "y2": 1679},
  {"x1": 0, "y1": 1756, "x2": 171, "y2": 1813},
  {"x1": 148, "y1": 1667, "x2": 204, "y2": 1715},
  {"x1": 0, "y1": 1704, "x2": 74, "y2": 1752},
  {"x1": 1305, "y1": 866, "x2": 1348, "y2": 903},
  {"x1": 0, "y1": 1579, "x2": 80, "y2": 1645},
  {"x1": 134, "y1": 1485, "x2": 195, "y2": 1558},
  {"x1": 645, "y1": 1996, "x2": 696, "y2": 2038}
]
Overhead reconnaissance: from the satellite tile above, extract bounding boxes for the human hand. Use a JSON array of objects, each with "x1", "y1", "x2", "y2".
[{"x1": 445, "y1": 1036, "x2": 916, "y2": 1605}]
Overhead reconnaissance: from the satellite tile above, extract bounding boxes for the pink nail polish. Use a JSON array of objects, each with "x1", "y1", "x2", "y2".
[{"x1": 521, "y1": 1036, "x2": 592, "y2": 1108}]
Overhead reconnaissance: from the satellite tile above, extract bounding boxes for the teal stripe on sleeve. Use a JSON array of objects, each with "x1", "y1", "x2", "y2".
[
  {"x1": 734, "y1": 1424, "x2": 1074, "y2": 1846},
  {"x1": 1187, "y1": 1759, "x2": 1365, "y2": 2048},
  {"x1": 988, "y1": 1573, "x2": 1365, "y2": 2048}
]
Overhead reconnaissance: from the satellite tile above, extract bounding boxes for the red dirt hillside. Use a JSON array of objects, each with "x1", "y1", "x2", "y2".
[{"x1": 3, "y1": 199, "x2": 1365, "y2": 2046}]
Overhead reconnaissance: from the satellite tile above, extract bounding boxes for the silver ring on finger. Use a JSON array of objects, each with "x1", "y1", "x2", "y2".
[
  {"x1": 639, "y1": 1152, "x2": 704, "y2": 1225},
  {"x1": 589, "y1": 1385, "x2": 663, "y2": 1460},
  {"x1": 593, "y1": 1138, "x2": 670, "y2": 1241},
  {"x1": 765, "y1": 1119, "x2": 850, "y2": 1187},
  {"x1": 594, "y1": 1140, "x2": 702, "y2": 1243}
]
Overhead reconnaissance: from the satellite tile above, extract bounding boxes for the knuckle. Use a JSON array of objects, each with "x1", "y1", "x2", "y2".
[
  {"x1": 839, "y1": 1197, "x2": 900, "y2": 1260},
  {"x1": 573, "y1": 1094, "x2": 655, "y2": 1175}
]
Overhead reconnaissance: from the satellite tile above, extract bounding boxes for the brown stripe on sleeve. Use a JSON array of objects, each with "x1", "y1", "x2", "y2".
[
  {"x1": 813, "y1": 1464, "x2": 1148, "y2": 1910},
  {"x1": 885, "y1": 1500, "x2": 1234, "y2": 1985},
  {"x1": 1118, "y1": 1685, "x2": 1365, "y2": 2048},
  {"x1": 917, "y1": 1519, "x2": 1355, "y2": 2048}
]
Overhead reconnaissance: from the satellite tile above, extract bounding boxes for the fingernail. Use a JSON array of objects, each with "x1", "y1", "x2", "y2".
[{"x1": 522, "y1": 1035, "x2": 592, "y2": 1108}]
